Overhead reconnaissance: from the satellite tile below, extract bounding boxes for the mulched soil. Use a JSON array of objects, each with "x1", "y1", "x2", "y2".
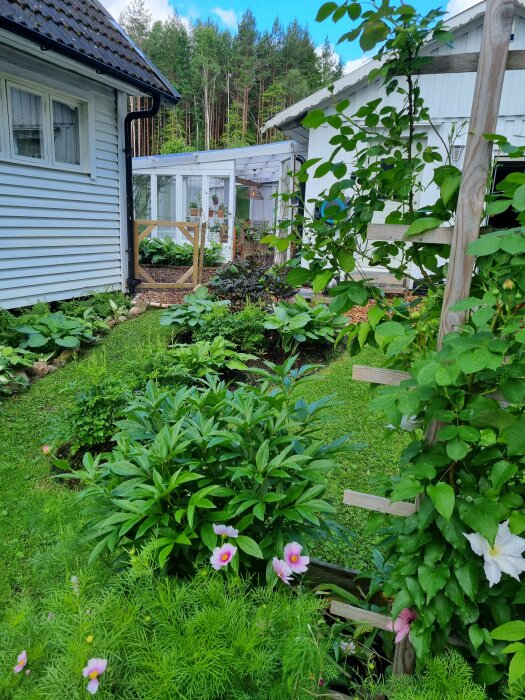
[{"x1": 140, "y1": 265, "x2": 219, "y2": 284}]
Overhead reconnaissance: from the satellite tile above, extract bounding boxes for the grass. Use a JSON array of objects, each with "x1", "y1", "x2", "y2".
[
  {"x1": 0, "y1": 313, "x2": 405, "y2": 598},
  {"x1": 0, "y1": 310, "x2": 171, "y2": 599},
  {"x1": 296, "y1": 348, "x2": 408, "y2": 571}
]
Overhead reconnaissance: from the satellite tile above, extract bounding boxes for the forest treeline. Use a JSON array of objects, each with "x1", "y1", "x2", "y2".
[{"x1": 119, "y1": 0, "x2": 343, "y2": 156}]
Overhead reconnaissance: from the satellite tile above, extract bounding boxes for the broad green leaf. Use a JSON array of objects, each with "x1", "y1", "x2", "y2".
[
  {"x1": 236, "y1": 535, "x2": 263, "y2": 558},
  {"x1": 200, "y1": 522, "x2": 217, "y2": 551},
  {"x1": 286, "y1": 267, "x2": 311, "y2": 286},
  {"x1": 512, "y1": 184, "x2": 525, "y2": 211},
  {"x1": 336, "y1": 249, "x2": 355, "y2": 273},
  {"x1": 469, "y1": 624, "x2": 485, "y2": 651},
  {"x1": 440, "y1": 174, "x2": 461, "y2": 206},
  {"x1": 390, "y1": 478, "x2": 423, "y2": 502},
  {"x1": 455, "y1": 564, "x2": 478, "y2": 600},
  {"x1": 490, "y1": 460, "x2": 517, "y2": 492},
  {"x1": 313, "y1": 269, "x2": 333, "y2": 293},
  {"x1": 427, "y1": 483, "x2": 455, "y2": 521},
  {"x1": 404, "y1": 217, "x2": 444, "y2": 238},
  {"x1": 504, "y1": 414, "x2": 525, "y2": 456},
  {"x1": 315, "y1": 1, "x2": 338, "y2": 21},
  {"x1": 492, "y1": 621, "x2": 525, "y2": 641},
  {"x1": 468, "y1": 234, "x2": 501, "y2": 256},
  {"x1": 459, "y1": 498, "x2": 506, "y2": 544},
  {"x1": 418, "y1": 563, "x2": 448, "y2": 601},
  {"x1": 446, "y1": 437, "x2": 469, "y2": 461},
  {"x1": 509, "y1": 647, "x2": 525, "y2": 684}
]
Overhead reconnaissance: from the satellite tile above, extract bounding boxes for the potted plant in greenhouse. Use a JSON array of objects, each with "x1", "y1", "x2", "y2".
[
  {"x1": 189, "y1": 201, "x2": 199, "y2": 217},
  {"x1": 217, "y1": 203, "x2": 225, "y2": 219}
]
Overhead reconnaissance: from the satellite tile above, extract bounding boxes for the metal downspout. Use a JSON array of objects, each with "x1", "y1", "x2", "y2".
[{"x1": 124, "y1": 93, "x2": 161, "y2": 295}]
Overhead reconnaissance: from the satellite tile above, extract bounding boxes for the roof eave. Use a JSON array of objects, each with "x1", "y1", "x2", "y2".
[{"x1": 0, "y1": 16, "x2": 181, "y2": 105}]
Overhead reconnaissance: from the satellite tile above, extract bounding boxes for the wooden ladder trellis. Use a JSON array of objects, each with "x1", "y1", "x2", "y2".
[{"x1": 331, "y1": 0, "x2": 523, "y2": 675}]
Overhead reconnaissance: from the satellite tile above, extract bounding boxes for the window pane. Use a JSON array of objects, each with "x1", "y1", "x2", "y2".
[
  {"x1": 10, "y1": 87, "x2": 43, "y2": 159},
  {"x1": 133, "y1": 175, "x2": 151, "y2": 219},
  {"x1": 53, "y1": 100, "x2": 80, "y2": 165},
  {"x1": 158, "y1": 175, "x2": 177, "y2": 219}
]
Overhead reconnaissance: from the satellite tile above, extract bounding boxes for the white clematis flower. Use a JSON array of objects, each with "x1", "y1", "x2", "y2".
[{"x1": 464, "y1": 520, "x2": 525, "y2": 587}]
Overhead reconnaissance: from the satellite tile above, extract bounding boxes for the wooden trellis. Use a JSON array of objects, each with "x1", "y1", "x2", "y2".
[
  {"x1": 331, "y1": 0, "x2": 523, "y2": 675},
  {"x1": 133, "y1": 220, "x2": 205, "y2": 289}
]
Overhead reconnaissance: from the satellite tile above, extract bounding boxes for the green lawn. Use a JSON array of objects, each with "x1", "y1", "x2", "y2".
[
  {"x1": 0, "y1": 312, "x2": 404, "y2": 598},
  {"x1": 0, "y1": 310, "x2": 172, "y2": 599},
  {"x1": 297, "y1": 349, "x2": 408, "y2": 571}
]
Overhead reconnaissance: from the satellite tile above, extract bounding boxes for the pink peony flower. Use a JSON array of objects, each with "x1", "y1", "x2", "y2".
[
  {"x1": 13, "y1": 650, "x2": 27, "y2": 674},
  {"x1": 284, "y1": 542, "x2": 310, "y2": 574},
  {"x1": 213, "y1": 524, "x2": 239, "y2": 538},
  {"x1": 210, "y1": 543, "x2": 237, "y2": 570},
  {"x1": 42, "y1": 445, "x2": 51, "y2": 455},
  {"x1": 393, "y1": 608, "x2": 417, "y2": 643},
  {"x1": 82, "y1": 658, "x2": 108, "y2": 695},
  {"x1": 272, "y1": 557, "x2": 293, "y2": 584}
]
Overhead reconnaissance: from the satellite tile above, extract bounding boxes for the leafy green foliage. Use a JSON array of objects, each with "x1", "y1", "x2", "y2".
[
  {"x1": 209, "y1": 258, "x2": 294, "y2": 308},
  {"x1": 17, "y1": 313, "x2": 99, "y2": 355},
  {"x1": 264, "y1": 295, "x2": 347, "y2": 353},
  {"x1": 55, "y1": 377, "x2": 132, "y2": 456},
  {"x1": 140, "y1": 238, "x2": 223, "y2": 267},
  {"x1": 0, "y1": 346, "x2": 36, "y2": 396},
  {"x1": 0, "y1": 566, "x2": 337, "y2": 699},
  {"x1": 65, "y1": 367, "x2": 354, "y2": 575},
  {"x1": 143, "y1": 337, "x2": 257, "y2": 384},
  {"x1": 193, "y1": 302, "x2": 267, "y2": 353},
  {"x1": 159, "y1": 286, "x2": 230, "y2": 335},
  {"x1": 492, "y1": 621, "x2": 525, "y2": 686},
  {"x1": 384, "y1": 650, "x2": 487, "y2": 699},
  {"x1": 0, "y1": 309, "x2": 18, "y2": 346},
  {"x1": 58, "y1": 291, "x2": 132, "y2": 321}
]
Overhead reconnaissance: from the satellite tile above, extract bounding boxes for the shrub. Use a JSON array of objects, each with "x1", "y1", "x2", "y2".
[
  {"x1": 209, "y1": 257, "x2": 294, "y2": 308},
  {"x1": 142, "y1": 337, "x2": 256, "y2": 385},
  {"x1": 159, "y1": 286, "x2": 230, "y2": 335},
  {"x1": 384, "y1": 650, "x2": 487, "y2": 699},
  {"x1": 66, "y1": 367, "x2": 353, "y2": 576},
  {"x1": 17, "y1": 313, "x2": 98, "y2": 355},
  {"x1": 0, "y1": 567, "x2": 337, "y2": 700},
  {"x1": 0, "y1": 346, "x2": 36, "y2": 396},
  {"x1": 264, "y1": 296, "x2": 348, "y2": 354},
  {"x1": 193, "y1": 302, "x2": 267, "y2": 353},
  {"x1": 55, "y1": 377, "x2": 132, "y2": 456}
]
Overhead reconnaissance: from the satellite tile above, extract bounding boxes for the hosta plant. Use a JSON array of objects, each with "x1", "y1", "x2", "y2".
[
  {"x1": 63, "y1": 368, "x2": 355, "y2": 577},
  {"x1": 17, "y1": 313, "x2": 97, "y2": 354},
  {"x1": 264, "y1": 295, "x2": 347, "y2": 353},
  {"x1": 0, "y1": 346, "x2": 36, "y2": 396},
  {"x1": 159, "y1": 286, "x2": 230, "y2": 335}
]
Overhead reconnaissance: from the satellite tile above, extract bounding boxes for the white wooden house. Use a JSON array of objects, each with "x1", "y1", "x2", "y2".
[
  {"x1": 264, "y1": 0, "x2": 525, "y2": 284},
  {"x1": 0, "y1": 0, "x2": 180, "y2": 309}
]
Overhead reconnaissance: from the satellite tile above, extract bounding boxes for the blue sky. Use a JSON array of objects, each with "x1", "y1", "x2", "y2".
[{"x1": 104, "y1": 0, "x2": 475, "y2": 69}]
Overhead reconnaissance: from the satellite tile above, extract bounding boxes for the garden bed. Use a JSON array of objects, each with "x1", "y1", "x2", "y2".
[{"x1": 139, "y1": 264, "x2": 220, "y2": 284}]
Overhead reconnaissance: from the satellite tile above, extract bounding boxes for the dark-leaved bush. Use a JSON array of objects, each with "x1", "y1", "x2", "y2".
[{"x1": 209, "y1": 257, "x2": 294, "y2": 308}]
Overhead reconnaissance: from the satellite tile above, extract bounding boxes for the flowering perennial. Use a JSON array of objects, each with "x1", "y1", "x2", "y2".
[
  {"x1": 464, "y1": 520, "x2": 525, "y2": 587},
  {"x1": 284, "y1": 542, "x2": 310, "y2": 573},
  {"x1": 13, "y1": 650, "x2": 27, "y2": 674},
  {"x1": 210, "y1": 542, "x2": 237, "y2": 570},
  {"x1": 213, "y1": 523, "x2": 239, "y2": 538},
  {"x1": 82, "y1": 658, "x2": 108, "y2": 695}
]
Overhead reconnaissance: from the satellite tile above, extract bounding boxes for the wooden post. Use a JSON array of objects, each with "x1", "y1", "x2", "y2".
[
  {"x1": 438, "y1": 0, "x2": 514, "y2": 342},
  {"x1": 191, "y1": 223, "x2": 199, "y2": 287}
]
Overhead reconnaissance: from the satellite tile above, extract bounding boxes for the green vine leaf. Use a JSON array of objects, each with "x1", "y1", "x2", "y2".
[{"x1": 427, "y1": 483, "x2": 455, "y2": 521}]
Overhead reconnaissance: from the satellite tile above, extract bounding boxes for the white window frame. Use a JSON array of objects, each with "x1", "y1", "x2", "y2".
[{"x1": 0, "y1": 73, "x2": 91, "y2": 174}]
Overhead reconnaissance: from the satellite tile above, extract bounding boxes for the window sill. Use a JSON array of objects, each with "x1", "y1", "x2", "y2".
[{"x1": 0, "y1": 154, "x2": 93, "y2": 177}]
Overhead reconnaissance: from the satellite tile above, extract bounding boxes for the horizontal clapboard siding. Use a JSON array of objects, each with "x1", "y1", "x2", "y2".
[{"x1": 0, "y1": 47, "x2": 124, "y2": 308}]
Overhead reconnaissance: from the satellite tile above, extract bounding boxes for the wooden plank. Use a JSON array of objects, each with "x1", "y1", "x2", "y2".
[
  {"x1": 199, "y1": 224, "x2": 206, "y2": 284},
  {"x1": 330, "y1": 601, "x2": 393, "y2": 632},
  {"x1": 138, "y1": 282, "x2": 194, "y2": 289},
  {"x1": 417, "y1": 49, "x2": 525, "y2": 75},
  {"x1": 352, "y1": 365, "x2": 410, "y2": 386},
  {"x1": 343, "y1": 489, "x2": 417, "y2": 517},
  {"x1": 439, "y1": 0, "x2": 514, "y2": 341},
  {"x1": 367, "y1": 223, "x2": 453, "y2": 244}
]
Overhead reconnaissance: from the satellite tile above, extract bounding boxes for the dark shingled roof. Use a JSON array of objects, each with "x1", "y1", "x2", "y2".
[{"x1": 0, "y1": 0, "x2": 180, "y2": 103}]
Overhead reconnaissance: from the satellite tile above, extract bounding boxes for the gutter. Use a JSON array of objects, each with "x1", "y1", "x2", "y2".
[{"x1": 124, "y1": 93, "x2": 161, "y2": 296}]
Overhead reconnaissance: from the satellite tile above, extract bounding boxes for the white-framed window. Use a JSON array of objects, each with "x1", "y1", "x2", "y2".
[{"x1": 0, "y1": 74, "x2": 90, "y2": 173}]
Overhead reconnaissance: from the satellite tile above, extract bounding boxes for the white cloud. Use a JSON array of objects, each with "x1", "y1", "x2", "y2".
[
  {"x1": 101, "y1": 0, "x2": 175, "y2": 23},
  {"x1": 445, "y1": 0, "x2": 479, "y2": 17},
  {"x1": 211, "y1": 7, "x2": 238, "y2": 29},
  {"x1": 343, "y1": 56, "x2": 370, "y2": 75}
]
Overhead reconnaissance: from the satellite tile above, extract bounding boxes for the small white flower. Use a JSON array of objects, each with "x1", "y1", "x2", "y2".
[
  {"x1": 340, "y1": 640, "x2": 356, "y2": 655},
  {"x1": 464, "y1": 520, "x2": 525, "y2": 587}
]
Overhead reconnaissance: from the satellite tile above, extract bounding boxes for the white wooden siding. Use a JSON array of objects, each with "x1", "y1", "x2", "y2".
[{"x1": 0, "y1": 43, "x2": 123, "y2": 309}]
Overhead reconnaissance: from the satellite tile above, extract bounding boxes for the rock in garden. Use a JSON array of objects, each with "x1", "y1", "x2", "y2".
[{"x1": 29, "y1": 362, "x2": 57, "y2": 378}]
